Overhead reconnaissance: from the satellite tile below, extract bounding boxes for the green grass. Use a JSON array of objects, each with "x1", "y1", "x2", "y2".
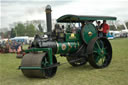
[{"x1": 0, "y1": 38, "x2": 128, "y2": 85}]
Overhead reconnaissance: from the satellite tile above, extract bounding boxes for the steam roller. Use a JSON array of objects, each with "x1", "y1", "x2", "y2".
[{"x1": 17, "y1": 5, "x2": 117, "y2": 78}]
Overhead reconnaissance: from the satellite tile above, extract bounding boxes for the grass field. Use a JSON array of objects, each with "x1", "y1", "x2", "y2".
[{"x1": 0, "y1": 38, "x2": 128, "y2": 85}]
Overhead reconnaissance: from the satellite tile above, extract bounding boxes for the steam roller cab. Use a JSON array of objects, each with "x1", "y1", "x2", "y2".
[{"x1": 18, "y1": 5, "x2": 117, "y2": 78}]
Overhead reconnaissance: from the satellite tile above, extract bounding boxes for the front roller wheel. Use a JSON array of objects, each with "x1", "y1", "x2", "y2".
[
  {"x1": 21, "y1": 53, "x2": 57, "y2": 78},
  {"x1": 87, "y1": 37, "x2": 112, "y2": 68}
]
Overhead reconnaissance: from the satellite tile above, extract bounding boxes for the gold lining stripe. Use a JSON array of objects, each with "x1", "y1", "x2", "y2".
[{"x1": 68, "y1": 42, "x2": 71, "y2": 51}]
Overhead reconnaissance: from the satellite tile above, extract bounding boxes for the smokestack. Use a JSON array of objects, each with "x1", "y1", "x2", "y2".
[{"x1": 45, "y1": 5, "x2": 52, "y2": 34}]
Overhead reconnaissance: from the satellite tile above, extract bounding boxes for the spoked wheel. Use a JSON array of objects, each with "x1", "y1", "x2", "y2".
[
  {"x1": 66, "y1": 56, "x2": 87, "y2": 67},
  {"x1": 21, "y1": 53, "x2": 57, "y2": 78},
  {"x1": 87, "y1": 37, "x2": 112, "y2": 68},
  {"x1": 42, "y1": 54, "x2": 57, "y2": 78}
]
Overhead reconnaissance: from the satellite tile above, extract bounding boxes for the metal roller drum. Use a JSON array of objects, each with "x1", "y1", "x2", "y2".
[{"x1": 21, "y1": 53, "x2": 57, "y2": 78}]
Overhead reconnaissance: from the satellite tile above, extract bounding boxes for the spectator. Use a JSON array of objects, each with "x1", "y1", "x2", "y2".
[
  {"x1": 81, "y1": 22, "x2": 85, "y2": 28},
  {"x1": 66, "y1": 25, "x2": 72, "y2": 33},
  {"x1": 96, "y1": 21, "x2": 103, "y2": 37},
  {"x1": 72, "y1": 24, "x2": 77, "y2": 33},
  {"x1": 62, "y1": 25, "x2": 65, "y2": 32},
  {"x1": 101, "y1": 20, "x2": 110, "y2": 37}
]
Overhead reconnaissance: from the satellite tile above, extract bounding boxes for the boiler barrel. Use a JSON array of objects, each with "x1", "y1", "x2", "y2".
[
  {"x1": 38, "y1": 41, "x2": 80, "y2": 54},
  {"x1": 56, "y1": 42, "x2": 80, "y2": 54}
]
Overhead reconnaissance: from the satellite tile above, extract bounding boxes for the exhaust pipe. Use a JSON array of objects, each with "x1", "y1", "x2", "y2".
[{"x1": 45, "y1": 5, "x2": 52, "y2": 38}]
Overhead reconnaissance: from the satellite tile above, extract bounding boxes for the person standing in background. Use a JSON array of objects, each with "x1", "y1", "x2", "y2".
[
  {"x1": 96, "y1": 21, "x2": 103, "y2": 37},
  {"x1": 101, "y1": 20, "x2": 110, "y2": 37}
]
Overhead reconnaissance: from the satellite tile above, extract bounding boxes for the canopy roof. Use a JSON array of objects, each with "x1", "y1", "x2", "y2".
[{"x1": 57, "y1": 14, "x2": 117, "y2": 23}]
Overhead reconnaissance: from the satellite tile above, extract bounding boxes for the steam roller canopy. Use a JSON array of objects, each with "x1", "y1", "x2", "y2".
[
  {"x1": 81, "y1": 23, "x2": 97, "y2": 44},
  {"x1": 20, "y1": 53, "x2": 57, "y2": 78}
]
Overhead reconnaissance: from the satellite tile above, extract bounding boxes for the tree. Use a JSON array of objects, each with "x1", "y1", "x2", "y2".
[
  {"x1": 38, "y1": 24, "x2": 43, "y2": 32},
  {"x1": 117, "y1": 25, "x2": 125, "y2": 30},
  {"x1": 126, "y1": 22, "x2": 128, "y2": 28},
  {"x1": 10, "y1": 28, "x2": 16, "y2": 38},
  {"x1": 1, "y1": 31, "x2": 10, "y2": 38},
  {"x1": 110, "y1": 25, "x2": 116, "y2": 30},
  {"x1": 25, "y1": 24, "x2": 36, "y2": 37},
  {"x1": 14, "y1": 23, "x2": 26, "y2": 36}
]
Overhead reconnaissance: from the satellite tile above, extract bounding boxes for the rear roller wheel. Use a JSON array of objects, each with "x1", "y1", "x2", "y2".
[
  {"x1": 21, "y1": 53, "x2": 57, "y2": 78},
  {"x1": 87, "y1": 37, "x2": 112, "y2": 68}
]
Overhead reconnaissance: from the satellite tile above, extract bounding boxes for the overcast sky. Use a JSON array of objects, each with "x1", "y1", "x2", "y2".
[{"x1": 0, "y1": 0, "x2": 128, "y2": 29}]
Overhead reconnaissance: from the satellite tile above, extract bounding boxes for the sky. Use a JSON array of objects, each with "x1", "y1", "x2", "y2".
[{"x1": 0, "y1": 0, "x2": 128, "y2": 30}]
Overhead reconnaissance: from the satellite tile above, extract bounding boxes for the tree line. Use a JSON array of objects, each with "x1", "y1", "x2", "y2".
[
  {"x1": 10, "y1": 23, "x2": 43, "y2": 38},
  {"x1": 0, "y1": 21, "x2": 128, "y2": 38}
]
